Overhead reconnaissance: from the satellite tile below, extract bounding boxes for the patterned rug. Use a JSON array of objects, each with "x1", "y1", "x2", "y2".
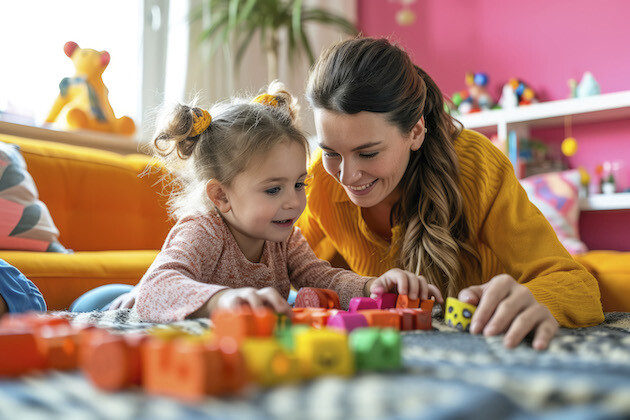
[{"x1": 0, "y1": 310, "x2": 629, "y2": 420}]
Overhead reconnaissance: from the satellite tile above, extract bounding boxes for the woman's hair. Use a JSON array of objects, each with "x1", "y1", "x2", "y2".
[
  {"x1": 152, "y1": 81, "x2": 308, "y2": 219},
  {"x1": 306, "y1": 37, "x2": 480, "y2": 298}
]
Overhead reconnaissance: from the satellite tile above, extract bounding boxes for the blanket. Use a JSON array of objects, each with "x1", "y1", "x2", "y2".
[{"x1": 1, "y1": 310, "x2": 629, "y2": 420}]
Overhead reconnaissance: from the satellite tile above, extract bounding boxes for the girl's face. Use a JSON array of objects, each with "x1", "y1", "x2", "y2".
[
  {"x1": 314, "y1": 109, "x2": 425, "y2": 209},
  {"x1": 221, "y1": 140, "x2": 308, "y2": 248}
]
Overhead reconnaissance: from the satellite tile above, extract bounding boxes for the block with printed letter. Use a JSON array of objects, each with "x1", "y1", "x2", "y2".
[
  {"x1": 349, "y1": 297, "x2": 378, "y2": 312},
  {"x1": 444, "y1": 297, "x2": 477, "y2": 332},
  {"x1": 294, "y1": 287, "x2": 340, "y2": 309},
  {"x1": 349, "y1": 327, "x2": 402, "y2": 371},
  {"x1": 294, "y1": 328, "x2": 354, "y2": 378},
  {"x1": 241, "y1": 337, "x2": 300, "y2": 386}
]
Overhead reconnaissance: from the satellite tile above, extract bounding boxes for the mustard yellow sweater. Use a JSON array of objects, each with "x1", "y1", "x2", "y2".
[{"x1": 297, "y1": 129, "x2": 604, "y2": 328}]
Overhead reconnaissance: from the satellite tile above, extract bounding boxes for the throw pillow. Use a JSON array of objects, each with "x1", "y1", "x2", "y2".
[
  {"x1": 0, "y1": 141, "x2": 68, "y2": 252},
  {"x1": 520, "y1": 169, "x2": 588, "y2": 255}
]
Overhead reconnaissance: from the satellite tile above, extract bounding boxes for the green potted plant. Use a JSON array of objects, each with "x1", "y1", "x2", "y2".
[{"x1": 191, "y1": 0, "x2": 358, "y2": 82}]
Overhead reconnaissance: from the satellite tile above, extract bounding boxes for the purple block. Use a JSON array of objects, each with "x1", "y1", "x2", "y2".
[
  {"x1": 375, "y1": 293, "x2": 398, "y2": 309},
  {"x1": 327, "y1": 312, "x2": 368, "y2": 332},
  {"x1": 348, "y1": 297, "x2": 378, "y2": 313}
]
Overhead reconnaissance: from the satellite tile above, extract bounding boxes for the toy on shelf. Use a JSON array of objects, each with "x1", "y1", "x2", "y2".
[
  {"x1": 451, "y1": 72, "x2": 495, "y2": 115},
  {"x1": 568, "y1": 71, "x2": 600, "y2": 98},
  {"x1": 596, "y1": 161, "x2": 619, "y2": 194},
  {"x1": 45, "y1": 41, "x2": 135, "y2": 136},
  {"x1": 498, "y1": 78, "x2": 538, "y2": 109}
]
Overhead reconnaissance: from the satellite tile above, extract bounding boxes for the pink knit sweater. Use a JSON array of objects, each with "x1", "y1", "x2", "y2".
[{"x1": 135, "y1": 211, "x2": 371, "y2": 322}]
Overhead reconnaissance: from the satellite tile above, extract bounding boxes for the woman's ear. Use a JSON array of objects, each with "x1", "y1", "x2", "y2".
[
  {"x1": 206, "y1": 179, "x2": 231, "y2": 213},
  {"x1": 409, "y1": 116, "x2": 426, "y2": 151}
]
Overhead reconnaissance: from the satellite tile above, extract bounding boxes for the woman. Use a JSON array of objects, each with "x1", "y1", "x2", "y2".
[{"x1": 297, "y1": 37, "x2": 604, "y2": 350}]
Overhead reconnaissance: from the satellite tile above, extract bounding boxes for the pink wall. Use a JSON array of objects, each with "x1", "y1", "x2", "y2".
[{"x1": 358, "y1": 0, "x2": 630, "y2": 251}]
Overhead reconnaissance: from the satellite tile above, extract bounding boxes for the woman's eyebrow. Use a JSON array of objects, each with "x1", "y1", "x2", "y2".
[{"x1": 319, "y1": 142, "x2": 382, "y2": 152}]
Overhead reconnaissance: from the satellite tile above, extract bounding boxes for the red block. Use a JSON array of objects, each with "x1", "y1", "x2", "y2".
[
  {"x1": 0, "y1": 330, "x2": 46, "y2": 376},
  {"x1": 375, "y1": 293, "x2": 398, "y2": 310},
  {"x1": 357, "y1": 310, "x2": 400, "y2": 329}
]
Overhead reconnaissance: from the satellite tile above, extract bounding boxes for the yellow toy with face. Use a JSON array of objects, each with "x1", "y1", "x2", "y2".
[
  {"x1": 444, "y1": 297, "x2": 477, "y2": 332},
  {"x1": 294, "y1": 328, "x2": 354, "y2": 379},
  {"x1": 45, "y1": 41, "x2": 135, "y2": 136}
]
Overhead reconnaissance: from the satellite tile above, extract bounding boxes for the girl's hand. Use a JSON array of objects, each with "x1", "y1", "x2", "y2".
[
  {"x1": 108, "y1": 288, "x2": 138, "y2": 310},
  {"x1": 214, "y1": 287, "x2": 292, "y2": 316},
  {"x1": 366, "y1": 268, "x2": 444, "y2": 303},
  {"x1": 458, "y1": 274, "x2": 559, "y2": 350}
]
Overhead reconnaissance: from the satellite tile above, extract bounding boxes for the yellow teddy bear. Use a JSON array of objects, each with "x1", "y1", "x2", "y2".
[{"x1": 45, "y1": 41, "x2": 135, "y2": 136}]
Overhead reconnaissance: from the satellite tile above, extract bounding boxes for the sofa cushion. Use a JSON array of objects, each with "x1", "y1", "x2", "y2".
[
  {"x1": 0, "y1": 141, "x2": 68, "y2": 253},
  {"x1": 574, "y1": 251, "x2": 630, "y2": 312},
  {"x1": 1, "y1": 249, "x2": 159, "y2": 310}
]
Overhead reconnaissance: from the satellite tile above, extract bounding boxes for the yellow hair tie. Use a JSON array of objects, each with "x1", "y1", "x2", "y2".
[
  {"x1": 190, "y1": 108, "x2": 212, "y2": 137},
  {"x1": 251, "y1": 94, "x2": 279, "y2": 107}
]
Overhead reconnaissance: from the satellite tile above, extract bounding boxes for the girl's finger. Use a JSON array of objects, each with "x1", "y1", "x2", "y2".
[
  {"x1": 393, "y1": 272, "x2": 409, "y2": 296},
  {"x1": 258, "y1": 288, "x2": 291, "y2": 315},
  {"x1": 407, "y1": 274, "x2": 420, "y2": 300}
]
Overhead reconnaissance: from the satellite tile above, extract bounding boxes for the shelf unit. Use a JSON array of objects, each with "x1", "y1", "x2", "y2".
[{"x1": 456, "y1": 90, "x2": 630, "y2": 211}]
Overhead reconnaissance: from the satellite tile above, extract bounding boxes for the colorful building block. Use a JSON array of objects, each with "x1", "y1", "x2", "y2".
[
  {"x1": 294, "y1": 328, "x2": 354, "y2": 378},
  {"x1": 349, "y1": 297, "x2": 378, "y2": 312},
  {"x1": 241, "y1": 337, "x2": 300, "y2": 386},
  {"x1": 388, "y1": 309, "x2": 415, "y2": 331},
  {"x1": 375, "y1": 293, "x2": 398, "y2": 309},
  {"x1": 0, "y1": 330, "x2": 46, "y2": 376},
  {"x1": 444, "y1": 297, "x2": 477, "y2": 331},
  {"x1": 395, "y1": 295, "x2": 420, "y2": 309},
  {"x1": 357, "y1": 310, "x2": 400, "y2": 329},
  {"x1": 327, "y1": 312, "x2": 369, "y2": 332},
  {"x1": 212, "y1": 307, "x2": 275, "y2": 344},
  {"x1": 294, "y1": 288, "x2": 340, "y2": 309},
  {"x1": 349, "y1": 328, "x2": 402, "y2": 371}
]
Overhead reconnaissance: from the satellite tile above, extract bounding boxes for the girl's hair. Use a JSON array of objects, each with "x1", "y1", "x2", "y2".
[
  {"x1": 306, "y1": 37, "x2": 480, "y2": 298},
  {"x1": 152, "y1": 81, "x2": 308, "y2": 219}
]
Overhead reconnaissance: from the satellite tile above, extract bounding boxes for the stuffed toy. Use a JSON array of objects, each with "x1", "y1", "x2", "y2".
[{"x1": 45, "y1": 41, "x2": 135, "y2": 136}]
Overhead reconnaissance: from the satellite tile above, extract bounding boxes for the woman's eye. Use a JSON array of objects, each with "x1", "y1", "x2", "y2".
[
  {"x1": 265, "y1": 187, "x2": 281, "y2": 195},
  {"x1": 323, "y1": 152, "x2": 340, "y2": 158},
  {"x1": 360, "y1": 152, "x2": 378, "y2": 159}
]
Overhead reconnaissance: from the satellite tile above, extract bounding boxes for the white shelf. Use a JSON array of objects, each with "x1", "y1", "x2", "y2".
[
  {"x1": 457, "y1": 90, "x2": 630, "y2": 134},
  {"x1": 579, "y1": 192, "x2": 630, "y2": 211}
]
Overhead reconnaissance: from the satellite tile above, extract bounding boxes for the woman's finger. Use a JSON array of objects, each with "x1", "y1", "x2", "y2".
[
  {"x1": 532, "y1": 318, "x2": 559, "y2": 351},
  {"x1": 502, "y1": 305, "x2": 545, "y2": 347},
  {"x1": 409, "y1": 274, "x2": 422, "y2": 301},
  {"x1": 469, "y1": 275, "x2": 513, "y2": 335}
]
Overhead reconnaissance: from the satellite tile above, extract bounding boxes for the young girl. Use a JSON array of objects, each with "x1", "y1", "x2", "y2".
[{"x1": 134, "y1": 82, "x2": 442, "y2": 323}]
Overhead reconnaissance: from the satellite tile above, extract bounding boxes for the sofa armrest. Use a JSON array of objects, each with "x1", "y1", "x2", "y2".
[{"x1": 1, "y1": 135, "x2": 173, "y2": 251}]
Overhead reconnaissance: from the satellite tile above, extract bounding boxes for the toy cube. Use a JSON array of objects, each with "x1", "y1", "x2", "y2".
[
  {"x1": 349, "y1": 297, "x2": 378, "y2": 312},
  {"x1": 0, "y1": 330, "x2": 46, "y2": 376},
  {"x1": 388, "y1": 309, "x2": 415, "y2": 331},
  {"x1": 349, "y1": 328, "x2": 401, "y2": 371},
  {"x1": 444, "y1": 297, "x2": 477, "y2": 332},
  {"x1": 395, "y1": 295, "x2": 420, "y2": 309},
  {"x1": 241, "y1": 337, "x2": 300, "y2": 386},
  {"x1": 357, "y1": 310, "x2": 400, "y2": 329},
  {"x1": 420, "y1": 299, "x2": 434, "y2": 312},
  {"x1": 294, "y1": 328, "x2": 354, "y2": 378},
  {"x1": 294, "y1": 288, "x2": 340, "y2": 309},
  {"x1": 375, "y1": 293, "x2": 398, "y2": 309},
  {"x1": 327, "y1": 312, "x2": 368, "y2": 333}
]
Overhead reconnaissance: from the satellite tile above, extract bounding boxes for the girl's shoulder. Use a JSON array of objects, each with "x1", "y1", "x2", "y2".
[{"x1": 169, "y1": 211, "x2": 229, "y2": 242}]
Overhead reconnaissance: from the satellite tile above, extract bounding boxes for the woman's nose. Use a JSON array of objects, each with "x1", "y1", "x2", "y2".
[{"x1": 338, "y1": 159, "x2": 361, "y2": 185}]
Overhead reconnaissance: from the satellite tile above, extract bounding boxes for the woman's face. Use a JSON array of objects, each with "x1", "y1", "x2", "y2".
[{"x1": 314, "y1": 109, "x2": 425, "y2": 208}]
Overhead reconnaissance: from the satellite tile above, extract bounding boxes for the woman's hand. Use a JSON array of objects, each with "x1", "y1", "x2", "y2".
[
  {"x1": 108, "y1": 288, "x2": 138, "y2": 310},
  {"x1": 458, "y1": 274, "x2": 559, "y2": 350},
  {"x1": 365, "y1": 268, "x2": 444, "y2": 303},
  {"x1": 212, "y1": 287, "x2": 292, "y2": 316}
]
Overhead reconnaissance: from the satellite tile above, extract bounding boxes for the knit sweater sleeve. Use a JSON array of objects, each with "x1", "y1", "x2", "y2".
[
  {"x1": 135, "y1": 216, "x2": 228, "y2": 322},
  {"x1": 459, "y1": 130, "x2": 604, "y2": 328},
  {"x1": 286, "y1": 227, "x2": 371, "y2": 309}
]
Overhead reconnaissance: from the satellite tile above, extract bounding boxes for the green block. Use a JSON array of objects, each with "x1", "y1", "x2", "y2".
[{"x1": 349, "y1": 327, "x2": 401, "y2": 371}]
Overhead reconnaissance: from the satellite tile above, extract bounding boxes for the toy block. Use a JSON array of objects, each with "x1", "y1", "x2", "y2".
[
  {"x1": 294, "y1": 328, "x2": 354, "y2": 379},
  {"x1": 349, "y1": 328, "x2": 402, "y2": 372},
  {"x1": 37, "y1": 327, "x2": 80, "y2": 371},
  {"x1": 142, "y1": 337, "x2": 225, "y2": 400},
  {"x1": 216, "y1": 336, "x2": 250, "y2": 394},
  {"x1": 349, "y1": 297, "x2": 378, "y2": 312},
  {"x1": 274, "y1": 325, "x2": 310, "y2": 351},
  {"x1": 404, "y1": 308, "x2": 432, "y2": 330},
  {"x1": 375, "y1": 293, "x2": 398, "y2": 309},
  {"x1": 241, "y1": 338, "x2": 300, "y2": 387},
  {"x1": 327, "y1": 312, "x2": 368, "y2": 333},
  {"x1": 252, "y1": 308, "x2": 276, "y2": 337},
  {"x1": 420, "y1": 299, "x2": 434, "y2": 312},
  {"x1": 80, "y1": 330, "x2": 145, "y2": 391},
  {"x1": 0, "y1": 330, "x2": 46, "y2": 376},
  {"x1": 395, "y1": 295, "x2": 420, "y2": 309},
  {"x1": 444, "y1": 297, "x2": 477, "y2": 332},
  {"x1": 357, "y1": 310, "x2": 400, "y2": 330},
  {"x1": 211, "y1": 308, "x2": 257, "y2": 344},
  {"x1": 294, "y1": 287, "x2": 340, "y2": 309},
  {"x1": 0, "y1": 312, "x2": 71, "y2": 332},
  {"x1": 388, "y1": 309, "x2": 415, "y2": 331},
  {"x1": 290, "y1": 309, "x2": 313, "y2": 326}
]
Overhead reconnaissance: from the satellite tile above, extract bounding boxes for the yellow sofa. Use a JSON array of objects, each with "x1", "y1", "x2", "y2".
[{"x1": 0, "y1": 134, "x2": 174, "y2": 310}]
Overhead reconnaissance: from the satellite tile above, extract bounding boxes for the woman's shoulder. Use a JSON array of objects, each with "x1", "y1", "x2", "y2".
[{"x1": 454, "y1": 129, "x2": 514, "y2": 178}]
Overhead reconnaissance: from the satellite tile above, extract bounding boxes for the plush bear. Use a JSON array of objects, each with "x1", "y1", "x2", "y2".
[{"x1": 45, "y1": 41, "x2": 135, "y2": 136}]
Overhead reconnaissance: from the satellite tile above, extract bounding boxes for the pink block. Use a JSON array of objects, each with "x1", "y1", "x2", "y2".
[
  {"x1": 348, "y1": 297, "x2": 378, "y2": 313},
  {"x1": 326, "y1": 312, "x2": 368, "y2": 332},
  {"x1": 375, "y1": 293, "x2": 398, "y2": 310}
]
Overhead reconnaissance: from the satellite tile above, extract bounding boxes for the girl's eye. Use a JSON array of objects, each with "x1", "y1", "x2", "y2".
[
  {"x1": 295, "y1": 181, "x2": 308, "y2": 190},
  {"x1": 265, "y1": 187, "x2": 281, "y2": 195},
  {"x1": 360, "y1": 152, "x2": 378, "y2": 159}
]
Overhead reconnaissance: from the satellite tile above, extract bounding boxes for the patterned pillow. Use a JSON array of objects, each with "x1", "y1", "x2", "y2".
[
  {"x1": 520, "y1": 169, "x2": 588, "y2": 255},
  {"x1": 0, "y1": 141, "x2": 68, "y2": 252}
]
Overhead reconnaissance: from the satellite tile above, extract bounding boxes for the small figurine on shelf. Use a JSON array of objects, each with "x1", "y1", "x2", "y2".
[
  {"x1": 498, "y1": 78, "x2": 538, "y2": 109},
  {"x1": 576, "y1": 71, "x2": 601, "y2": 98},
  {"x1": 578, "y1": 167, "x2": 590, "y2": 199},
  {"x1": 597, "y1": 161, "x2": 617, "y2": 194},
  {"x1": 451, "y1": 72, "x2": 495, "y2": 115}
]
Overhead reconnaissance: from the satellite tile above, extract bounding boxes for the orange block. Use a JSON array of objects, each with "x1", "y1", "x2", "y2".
[
  {"x1": 408, "y1": 308, "x2": 433, "y2": 330},
  {"x1": 37, "y1": 327, "x2": 80, "y2": 371},
  {"x1": 212, "y1": 308, "x2": 257, "y2": 344},
  {"x1": 396, "y1": 295, "x2": 420, "y2": 309},
  {"x1": 389, "y1": 309, "x2": 415, "y2": 331},
  {"x1": 0, "y1": 312, "x2": 71, "y2": 332},
  {"x1": 357, "y1": 310, "x2": 400, "y2": 330},
  {"x1": 0, "y1": 330, "x2": 46, "y2": 376},
  {"x1": 420, "y1": 299, "x2": 434, "y2": 312}
]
